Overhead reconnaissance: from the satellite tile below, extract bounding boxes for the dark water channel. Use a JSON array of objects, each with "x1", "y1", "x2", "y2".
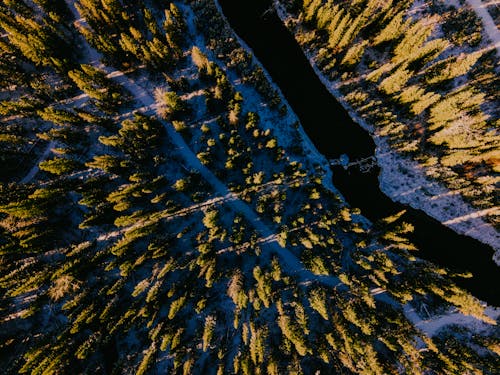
[{"x1": 218, "y1": 0, "x2": 499, "y2": 305}]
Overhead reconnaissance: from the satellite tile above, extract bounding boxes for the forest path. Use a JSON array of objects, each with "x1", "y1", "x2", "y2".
[
  {"x1": 466, "y1": 0, "x2": 500, "y2": 55},
  {"x1": 65, "y1": 0, "x2": 342, "y2": 289},
  {"x1": 19, "y1": 141, "x2": 55, "y2": 184}
]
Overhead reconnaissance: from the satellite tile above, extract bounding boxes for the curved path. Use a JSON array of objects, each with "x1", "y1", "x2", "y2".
[{"x1": 20, "y1": 140, "x2": 55, "y2": 184}]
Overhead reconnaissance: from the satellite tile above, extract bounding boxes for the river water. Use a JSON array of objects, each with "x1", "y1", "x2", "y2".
[{"x1": 218, "y1": 0, "x2": 499, "y2": 305}]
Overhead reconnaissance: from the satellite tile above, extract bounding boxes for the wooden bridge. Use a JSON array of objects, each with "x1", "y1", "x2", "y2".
[{"x1": 330, "y1": 154, "x2": 377, "y2": 173}]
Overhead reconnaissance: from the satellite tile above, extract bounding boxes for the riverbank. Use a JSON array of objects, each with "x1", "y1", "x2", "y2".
[{"x1": 274, "y1": 1, "x2": 500, "y2": 265}]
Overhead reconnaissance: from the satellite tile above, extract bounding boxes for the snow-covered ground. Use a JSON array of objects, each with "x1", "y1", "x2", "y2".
[
  {"x1": 274, "y1": 2, "x2": 500, "y2": 265},
  {"x1": 404, "y1": 304, "x2": 499, "y2": 337},
  {"x1": 214, "y1": 1, "x2": 499, "y2": 339}
]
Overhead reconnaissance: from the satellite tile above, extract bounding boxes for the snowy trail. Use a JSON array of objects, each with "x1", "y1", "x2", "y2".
[
  {"x1": 65, "y1": 0, "x2": 341, "y2": 289},
  {"x1": 122, "y1": 69, "x2": 341, "y2": 286},
  {"x1": 19, "y1": 141, "x2": 55, "y2": 184},
  {"x1": 466, "y1": 0, "x2": 500, "y2": 55}
]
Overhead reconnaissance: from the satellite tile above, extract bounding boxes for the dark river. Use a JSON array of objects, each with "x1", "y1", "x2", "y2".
[{"x1": 218, "y1": 0, "x2": 499, "y2": 305}]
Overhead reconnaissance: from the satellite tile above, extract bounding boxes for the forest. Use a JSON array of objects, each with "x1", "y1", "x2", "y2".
[{"x1": 0, "y1": 0, "x2": 499, "y2": 374}]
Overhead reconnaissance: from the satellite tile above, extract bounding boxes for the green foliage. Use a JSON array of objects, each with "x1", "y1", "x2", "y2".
[
  {"x1": 0, "y1": 5, "x2": 74, "y2": 70},
  {"x1": 308, "y1": 288, "x2": 329, "y2": 320},
  {"x1": 76, "y1": 0, "x2": 185, "y2": 69},
  {"x1": 99, "y1": 113, "x2": 164, "y2": 164},
  {"x1": 425, "y1": 51, "x2": 484, "y2": 85},
  {"x1": 38, "y1": 107, "x2": 82, "y2": 126},
  {"x1": 136, "y1": 343, "x2": 157, "y2": 375},
  {"x1": 249, "y1": 323, "x2": 267, "y2": 365},
  {"x1": 341, "y1": 40, "x2": 367, "y2": 67},
  {"x1": 39, "y1": 157, "x2": 81, "y2": 175},
  {"x1": 428, "y1": 88, "x2": 485, "y2": 132},
  {"x1": 379, "y1": 65, "x2": 411, "y2": 95},
  {"x1": 278, "y1": 312, "x2": 310, "y2": 356},
  {"x1": 392, "y1": 17, "x2": 435, "y2": 63},
  {"x1": 154, "y1": 88, "x2": 186, "y2": 120},
  {"x1": 228, "y1": 270, "x2": 248, "y2": 309},
  {"x1": 191, "y1": 46, "x2": 209, "y2": 71},
  {"x1": 168, "y1": 295, "x2": 186, "y2": 320},
  {"x1": 397, "y1": 85, "x2": 441, "y2": 115},
  {"x1": 68, "y1": 64, "x2": 124, "y2": 111},
  {"x1": 373, "y1": 11, "x2": 409, "y2": 45},
  {"x1": 202, "y1": 315, "x2": 216, "y2": 351}
]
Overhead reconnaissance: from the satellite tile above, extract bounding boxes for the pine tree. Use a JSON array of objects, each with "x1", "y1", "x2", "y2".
[
  {"x1": 425, "y1": 51, "x2": 484, "y2": 85},
  {"x1": 202, "y1": 315, "x2": 216, "y2": 351},
  {"x1": 39, "y1": 157, "x2": 81, "y2": 175},
  {"x1": 68, "y1": 64, "x2": 123, "y2": 110},
  {"x1": 191, "y1": 46, "x2": 209, "y2": 72},
  {"x1": 308, "y1": 288, "x2": 329, "y2": 320},
  {"x1": 328, "y1": 13, "x2": 351, "y2": 51},
  {"x1": 303, "y1": 0, "x2": 323, "y2": 23},
  {"x1": 341, "y1": 40, "x2": 367, "y2": 67},
  {"x1": 373, "y1": 11, "x2": 409, "y2": 45},
  {"x1": 316, "y1": 1, "x2": 340, "y2": 30},
  {"x1": 154, "y1": 88, "x2": 185, "y2": 120},
  {"x1": 393, "y1": 17, "x2": 436, "y2": 63},
  {"x1": 379, "y1": 65, "x2": 411, "y2": 95},
  {"x1": 428, "y1": 88, "x2": 485, "y2": 131},
  {"x1": 163, "y1": 3, "x2": 186, "y2": 48},
  {"x1": 336, "y1": 14, "x2": 363, "y2": 51}
]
